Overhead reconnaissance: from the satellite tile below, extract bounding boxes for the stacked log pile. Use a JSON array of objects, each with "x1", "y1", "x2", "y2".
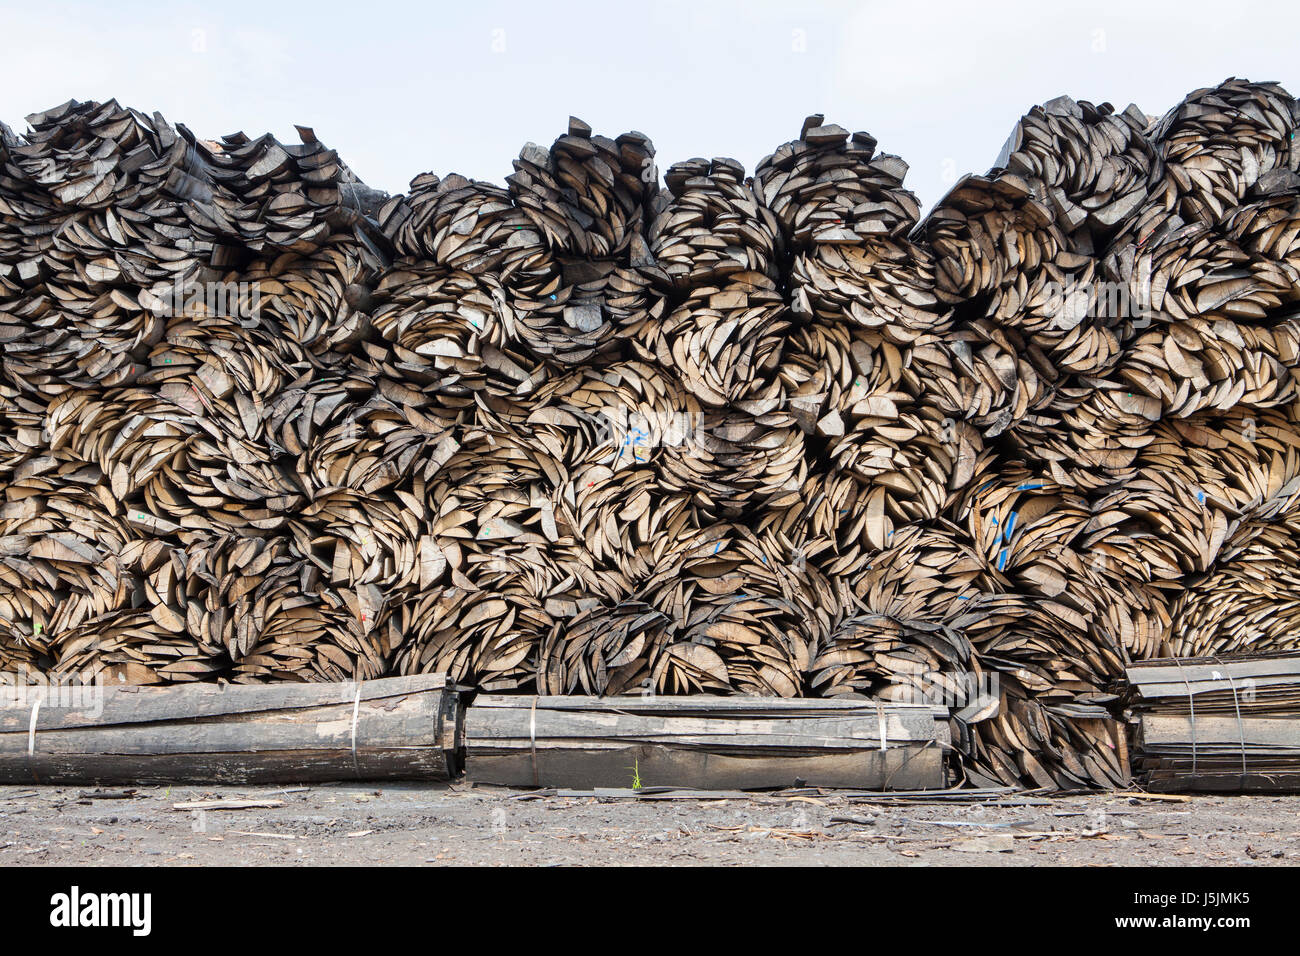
[{"x1": 2, "y1": 78, "x2": 1300, "y2": 790}]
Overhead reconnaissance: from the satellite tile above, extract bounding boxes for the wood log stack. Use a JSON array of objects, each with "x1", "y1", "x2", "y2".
[{"x1": 3, "y1": 77, "x2": 1300, "y2": 791}]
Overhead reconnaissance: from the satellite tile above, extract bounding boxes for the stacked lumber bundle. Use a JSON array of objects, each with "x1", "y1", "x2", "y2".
[
  {"x1": 465, "y1": 695, "x2": 949, "y2": 789},
  {"x1": 1125, "y1": 654, "x2": 1300, "y2": 791},
  {"x1": 3, "y1": 77, "x2": 1300, "y2": 791},
  {"x1": 0, "y1": 674, "x2": 462, "y2": 784}
]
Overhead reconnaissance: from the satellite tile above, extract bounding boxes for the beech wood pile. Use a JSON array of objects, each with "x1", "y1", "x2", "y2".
[{"x1": 3, "y1": 79, "x2": 1300, "y2": 790}]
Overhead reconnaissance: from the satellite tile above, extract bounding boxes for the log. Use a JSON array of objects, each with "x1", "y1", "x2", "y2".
[
  {"x1": 464, "y1": 694, "x2": 950, "y2": 790},
  {"x1": 0, "y1": 674, "x2": 462, "y2": 784}
]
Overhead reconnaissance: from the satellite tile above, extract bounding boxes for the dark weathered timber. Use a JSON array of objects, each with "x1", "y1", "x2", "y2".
[
  {"x1": 0, "y1": 675, "x2": 463, "y2": 784},
  {"x1": 4, "y1": 80, "x2": 1300, "y2": 794},
  {"x1": 464, "y1": 695, "x2": 950, "y2": 790}
]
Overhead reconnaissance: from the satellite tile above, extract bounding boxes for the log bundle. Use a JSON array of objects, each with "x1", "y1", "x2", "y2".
[{"x1": 2, "y1": 79, "x2": 1300, "y2": 791}]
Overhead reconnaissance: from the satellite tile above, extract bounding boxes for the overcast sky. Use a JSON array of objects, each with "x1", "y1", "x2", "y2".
[{"x1": 2, "y1": 0, "x2": 1297, "y2": 213}]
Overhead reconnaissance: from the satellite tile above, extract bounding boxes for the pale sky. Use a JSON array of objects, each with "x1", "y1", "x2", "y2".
[{"x1": 2, "y1": 0, "x2": 1297, "y2": 213}]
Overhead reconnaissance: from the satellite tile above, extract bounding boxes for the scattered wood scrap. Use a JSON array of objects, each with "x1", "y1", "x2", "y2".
[{"x1": 172, "y1": 798, "x2": 284, "y2": 811}]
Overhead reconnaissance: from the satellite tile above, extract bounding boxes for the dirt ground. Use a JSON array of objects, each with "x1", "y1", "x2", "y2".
[{"x1": 2, "y1": 781, "x2": 1298, "y2": 866}]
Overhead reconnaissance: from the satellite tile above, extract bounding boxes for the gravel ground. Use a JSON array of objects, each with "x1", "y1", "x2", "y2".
[{"x1": 2, "y1": 782, "x2": 1298, "y2": 865}]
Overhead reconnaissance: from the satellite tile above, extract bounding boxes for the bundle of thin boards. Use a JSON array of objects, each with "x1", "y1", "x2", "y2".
[
  {"x1": 1125, "y1": 653, "x2": 1300, "y2": 791},
  {"x1": 464, "y1": 695, "x2": 950, "y2": 789},
  {"x1": 0, "y1": 674, "x2": 463, "y2": 784}
]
